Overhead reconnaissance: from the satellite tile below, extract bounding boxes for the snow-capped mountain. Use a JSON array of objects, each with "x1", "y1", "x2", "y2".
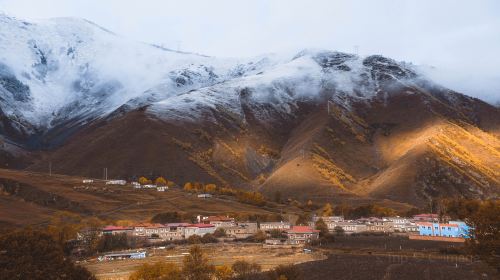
[
  {"x1": 0, "y1": 13, "x2": 282, "y2": 142},
  {"x1": 1, "y1": 14, "x2": 499, "y2": 207}
]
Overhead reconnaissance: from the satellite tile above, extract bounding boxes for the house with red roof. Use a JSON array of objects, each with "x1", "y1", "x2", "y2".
[
  {"x1": 285, "y1": 226, "x2": 320, "y2": 244},
  {"x1": 102, "y1": 225, "x2": 133, "y2": 235},
  {"x1": 199, "y1": 215, "x2": 236, "y2": 228}
]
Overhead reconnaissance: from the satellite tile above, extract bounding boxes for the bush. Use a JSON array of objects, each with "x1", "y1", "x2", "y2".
[
  {"x1": 182, "y1": 245, "x2": 214, "y2": 280},
  {"x1": 266, "y1": 264, "x2": 302, "y2": 280},
  {"x1": 187, "y1": 235, "x2": 202, "y2": 244},
  {"x1": 213, "y1": 228, "x2": 227, "y2": 238},
  {"x1": 231, "y1": 260, "x2": 261, "y2": 279},
  {"x1": 151, "y1": 212, "x2": 182, "y2": 224},
  {"x1": 129, "y1": 261, "x2": 182, "y2": 280},
  {"x1": 201, "y1": 233, "x2": 218, "y2": 244},
  {"x1": 0, "y1": 229, "x2": 96, "y2": 280}
]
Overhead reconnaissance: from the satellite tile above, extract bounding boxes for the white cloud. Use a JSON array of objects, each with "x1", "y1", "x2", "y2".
[{"x1": 1, "y1": 0, "x2": 499, "y2": 103}]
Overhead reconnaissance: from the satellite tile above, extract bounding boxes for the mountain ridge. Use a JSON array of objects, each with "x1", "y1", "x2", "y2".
[{"x1": 0, "y1": 14, "x2": 498, "y2": 208}]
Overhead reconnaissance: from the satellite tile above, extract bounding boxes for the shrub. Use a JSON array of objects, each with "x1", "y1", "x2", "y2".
[
  {"x1": 0, "y1": 229, "x2": 96, "y2": 280},
  {"x1": 129, "y1": 261, "x2": 182, "y2": 280},
  {"x1": 182, "y1": 245, "x2": 214, "y2": 280},
  {"x1": 187, "y1": 235, "x2": 202, "y2": 244},
  {"x1": 201, "y1": 233, "x2": 218, "y2": 244}
]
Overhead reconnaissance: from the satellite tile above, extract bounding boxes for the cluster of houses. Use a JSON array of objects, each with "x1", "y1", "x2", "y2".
[
  {"x1": 81, "y1": 213, "x2": 470, "y2": 251},
  {"x1": 82, "y1": 179, "x2": 170, "y2": 192},
  {"x1": 307, "y1": 214, "x2": 469, "y2": 239}
]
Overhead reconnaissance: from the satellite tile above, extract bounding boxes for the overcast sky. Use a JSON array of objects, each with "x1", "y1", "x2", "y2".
[{"x1": 1, "y1": 0, "x2": 499, "y2": 103}]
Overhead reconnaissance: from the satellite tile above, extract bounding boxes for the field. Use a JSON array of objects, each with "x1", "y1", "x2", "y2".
[
  {"x1": 294, "y1": 235, "x2": 499, "y2": 280},
  {"x1": 0, "y1": 168, "x2": 291, "y2": 227},
  {"x1": 83, "y1": 243, "x2": 324, "y2": 280}
]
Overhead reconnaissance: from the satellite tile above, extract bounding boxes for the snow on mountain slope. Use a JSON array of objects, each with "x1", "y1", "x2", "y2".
[
  {"x1": 0, "y1": 14, "x2": 281, "y2": 138},
  {"x1": 148, "y1": 50, "x2": 419, "y2": 123}
]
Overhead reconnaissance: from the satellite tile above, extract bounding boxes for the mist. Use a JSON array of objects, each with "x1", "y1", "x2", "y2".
[{"x1": 1, "y1": 0, "x2": 499, "y2": 104}]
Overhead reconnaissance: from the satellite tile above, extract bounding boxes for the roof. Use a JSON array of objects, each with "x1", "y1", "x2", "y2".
[
  {"x1": 188, "y1": 223, "x2": 215, "y2": 228},
  {"x1": 102, "y1": 225, "x2": 132, "y2": 231},
  {"x1": 416, "y1": 222, "x2": 458, "y2": 228},
  {"x1": 133, "y1": 223, "x2": 166, "y2": 229},
  {"x1": 286, "y1": 226, "x2": 319, "y2": 233},
  {"x1": 166, "y1": 223, "x2": 191, "y2": 227},
  {"x1": 413, "y1": 214, "x2": 439, "y2": 218}
]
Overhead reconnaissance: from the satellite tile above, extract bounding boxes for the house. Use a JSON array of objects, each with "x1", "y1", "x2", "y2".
[
  {"x1": 99, "y1": 251, "x2": 146, "y2": 261},
  {"x1": 310, "y1": 216, "x2": 344, "y2": 232},
  {"x1": 184, "y1": 224, "x2": 216, "y2": 238},
  {"x1": 164, "y1": 223, "x2": 190, "y2": 240},
  {"x1": 417, "y1": 221, "x2": 470, "y2": 238},
  {"x1": 259, "y1": 221, "x2": 291, "y2": 231},
  {"x1": 412, "y1": 214, "x2": 440, "y2": 222},
  {"x1": 82, "y1": 179, "x2": 94, "y2": 184},
  {"x1": 384, "y1": 217, "x2": 418, "y2": 233},
  {"x1": 157, "y1": 186, "x2": 168, "y2": 192},
  {"x1": 199, "y1": 216, "x2": 235, "y2": 228},
  {"x1": 143, "y1": 184, "x2": 157, "y2": 188},
  {"x1": 102, "y1": 225, "x2": 133, "y2": 235},
  {"x1": 106, "y1": 180, "x2": 127, "y2": 185},
  {"x1": 334, "y1": 222, "x2": 367, "y2": 234},
  {"x1": 197, "y1": 193, "x2": 212, "y2": 198},
  {"x1": 285, "y1": 226, "x2": 319, "y2": 244},
  {"x1": 225, "y1": 223, "x2": 258, "y2": 239},
  {"x1": 358, "y1": 217, "x2": 394, "y2": 233}
]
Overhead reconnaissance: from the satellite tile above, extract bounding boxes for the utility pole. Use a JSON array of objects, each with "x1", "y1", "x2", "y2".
[{"x1": 103, "y1": 168, "x2": 108, "y2": 181}]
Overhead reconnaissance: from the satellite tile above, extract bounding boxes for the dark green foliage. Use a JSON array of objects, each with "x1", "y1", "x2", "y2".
[
  {"x1": 201, "y1": 233, "x2": 218, "y2": 244},
  {"x1": 0, "y1": 229, "x2": 95, "y2": 280},
  {"x1": 151, "y1": 212, "x2": 182, "y2": 224},
  {"x1": 96, "y1": 233, "x2": 129, "y2": 252}
]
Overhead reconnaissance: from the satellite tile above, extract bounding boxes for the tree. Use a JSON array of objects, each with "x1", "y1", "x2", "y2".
[
  {"x1": 204, "y1": 183, "x2": 217, "y2": 193},
  {"x1": 274, "y1": 191, "x2": 282, "y2": 203},
  {"x1": 320, "y1": 203, "x2": 333, "y2": 216},
  {"x1": 182, "y1": 245, "x2": 214, "y2": 280},
  {"x1": 155, "y1": 177, "x2": 167, "y2": 186},
  {"x1": 213, "y1": 228, "x2": 227, "y2": 238},
  {"x1": 334, "y1": 226, "x2": 345, "y2": 236},
  {"x1": 45, "y1": 211, "x2": 84, "y2": 245},
  {"x1": 214, "y1": 265, "x2": 233, "y2": 280},
  {"x1": 0, "y1": 229, "x2": 96, "y2": 280},
  {"x1": 465, "y1": 200, "x2": 500, "y2": 270},
  {"x1": 252, "y1": 230, "x2": 267, "y2": 243},
  {"x1": 187, "y1": 235, "x2": 202, "y2": 244},
  {"x1": 231, "y1": 260, "x2": 261, "y2": 279},
  {"x1": 267, "y1": 264, "x2": 302, "y2": 280},
  {"x1": 315, "y1": 218, "x2": 329, "y2": 237},
  {"x1": 97, "y1": 233, "x2": 129, "y2": 252},
  {"x1": 129, "y1": 261, "x2": 182, "y2": 280},
  {"x1": 201, "y1": 233, "x2": 218, "y2": 244},
  {"x1": 269, "y1": 229, "x2": 285, "y2": 239},
  {"x1": 295, "y1": 213, "x2": 311, "y2": 226},
  {"x1": 151, "y1": 212, "x2": 181, "y2": 224},
  {"x1": 184, "y1": 182, "x2": 194, "y2": 192},
  {"x1": 139, "y1": 176, "x2": 152, "y2": 185}
]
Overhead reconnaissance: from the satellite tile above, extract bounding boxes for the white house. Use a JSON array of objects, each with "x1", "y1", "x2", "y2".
[
  {"x1": 184, "y1": 224, "x2": 216, "y2": 238},
  {"x1": 259, "y1": 221, "x2": 291, "y2": 231},
  {"x1": 106, "y1": 180, "x2": 127, "y2": 185},
  {"x1": 197, "y1": 193, "x2": 212, "y2": 198},
  {"x1": 157, "y1": 186, "x2": 168, "y2": 192},
  {"x1": 82, "y1": 179, "x2": 94, "y2": 184}
]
